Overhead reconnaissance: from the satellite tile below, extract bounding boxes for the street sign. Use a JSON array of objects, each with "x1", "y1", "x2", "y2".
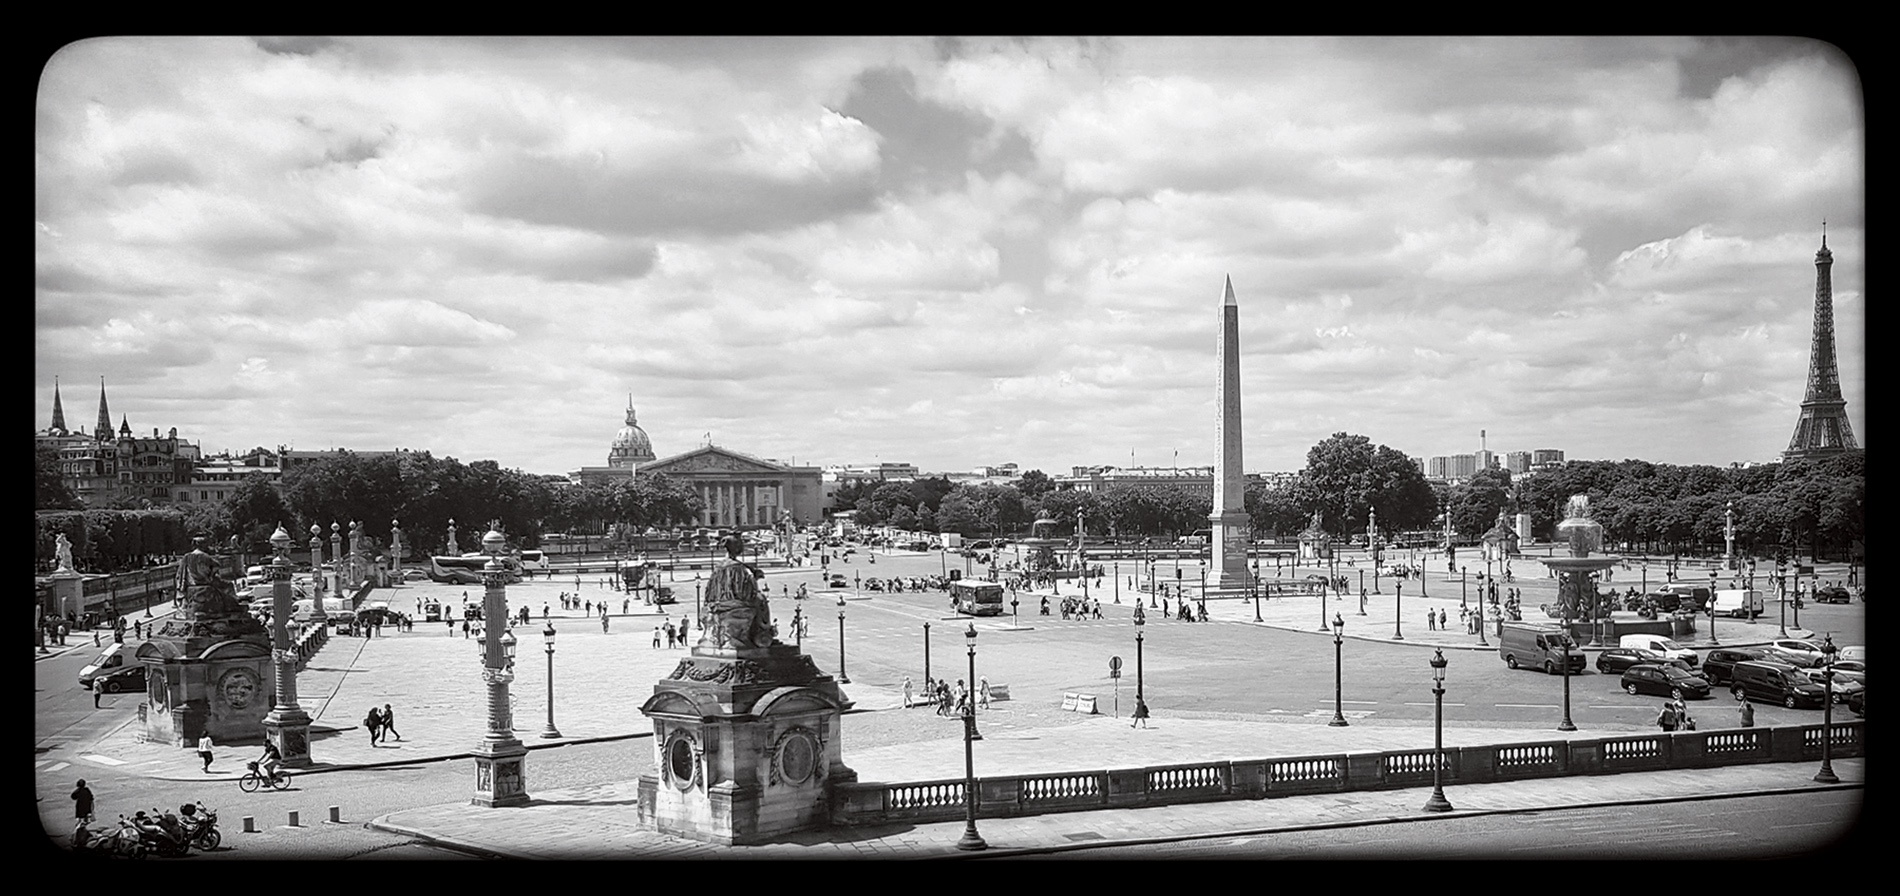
[{"x1": 1109, "y1": 656, "x2": 1122, "y2": 677}]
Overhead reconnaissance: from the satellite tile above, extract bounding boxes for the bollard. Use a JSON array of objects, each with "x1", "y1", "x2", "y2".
[
  {"x1": 287, "y1": 810, "x2": 300, "y2": 827},
  {"x1": 329, "y1": 805, "x2": 341, "y2": 823},
  {"x1": 243, "y1": 816, "x2": 256, "y2": 833}
]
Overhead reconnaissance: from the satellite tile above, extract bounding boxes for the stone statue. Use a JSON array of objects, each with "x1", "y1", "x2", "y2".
[
  {"x1": 172, "y1": 537, "x2": 247, "y2": 620},
  {"x1": 702, "y1": 532, "x2": 774, "y2": 651},
  {"x1": 54, "y1": 533, "x2": 75, "y2": 572}
]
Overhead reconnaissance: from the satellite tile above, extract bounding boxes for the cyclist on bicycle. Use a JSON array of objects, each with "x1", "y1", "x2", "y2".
[{"x1": 257, "y1": 741, "x2": 282, "y2": 782}]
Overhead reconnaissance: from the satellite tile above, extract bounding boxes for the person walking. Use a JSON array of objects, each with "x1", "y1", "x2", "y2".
[
  {"x1": 197, "y1": 732, "x2": 215, "y2": 772},
  {"x1": 91, "y1": 675, "x2": 105, "y2": 709},
  {"x1": 678, "y1": 617, "x2": 688, "y2": 645},
  {"x1": 978, "y1": 675, "x2": 991, "y2": 709},
  {"x1": 381, "y1": 704, "x2": 402, "y2": 741},
  {"x1": 601, "y1": 612, "x2": 610, "y2": 634},
  {"x1": 664, "y1": 621, "x2": 677, "y2": 648},
  {"x1": 543, "y1": 603, "x2": 550, "y2": 622},
  {"x1": 652, "y1": 624, "x2": 662, "y2": 649},
  {"x1": 1657, "y1": 701, "x2": 1679, "y2": 732},
  {"x1": 903, "y1": 676, "x2": 914, "y2": 708},
  {"x1": 461, "y1": 619, "x2": 470, "y2": 639},
  {"x1": 365, "y1": 706, "x2": 384, "y2": 746},
  {"x1": 1131, "y1": 698, "x2": 1150, "y2": 729},
  {"x1": 71, "y1": 779, "x2": 94, "y2": 827},
  {"x1": 1737, "y1": 694, "x2": 1755, "y2": 727}
]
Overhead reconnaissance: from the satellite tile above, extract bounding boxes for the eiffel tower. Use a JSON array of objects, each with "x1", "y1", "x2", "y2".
[{"x1": 1784, "y1": 229, "x2": 1858, "y2": 460}]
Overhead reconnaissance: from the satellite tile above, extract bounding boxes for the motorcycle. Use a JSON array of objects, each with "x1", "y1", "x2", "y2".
[
  {"x1": 77, "y1": 816, "x2": 148, "y2": 858},
  {"x1": 177, "y1": 801, "x2": 221, "y2": 850},
  {"x1": 128, "y1": 810, "x2": 191, "y2": 857}
]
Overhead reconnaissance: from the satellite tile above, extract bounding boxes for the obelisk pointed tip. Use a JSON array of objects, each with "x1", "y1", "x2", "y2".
[{"x1": 1222, "y1": 275, "x2": 1236, "y2": 305}]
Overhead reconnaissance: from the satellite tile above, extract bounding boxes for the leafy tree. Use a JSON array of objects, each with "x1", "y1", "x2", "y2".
[
  {"x1": 1297, "y1": 433, "x2": 1436, "y2": 534},
  {"x1": 1014, "y1": 469, "x2": 1056, "y2": 499},
  {"x1": 935, "y1": 492, "x2": 979, "y2": 535},
  {"x1": 35, "y1": 443, "x2": 80, "y2": 510}
]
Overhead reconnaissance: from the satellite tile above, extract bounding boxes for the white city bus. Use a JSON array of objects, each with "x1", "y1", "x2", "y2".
[{"x1": 949, "y1": 579, "x2": 1006, "y2": 617}]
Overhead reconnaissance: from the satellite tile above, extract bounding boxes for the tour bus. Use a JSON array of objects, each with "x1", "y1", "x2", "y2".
[
  {"x1": 428, "y1": 554, "x2": 521, "y2": 584},
  {"x1": 949, "y1": 578, "x2": 1007, "y2": 617},
  {"x1": 517, "y1": 550, "x2": 549, "y2": 573}
]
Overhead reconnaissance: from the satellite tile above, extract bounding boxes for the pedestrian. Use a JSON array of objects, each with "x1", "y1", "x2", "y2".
[
  {"x1": 462, "y1": 619, "x2": 470, "y2": 639},
  {"x1": 1438, "y1": 608, "x2": 1448, "y2": 630},
  {"x1": 197, "y1": 732, "x2": 215, "y2": 772},
  {"x1": 622, "y1": 599, "x2": 629, "y2": 615},
  {"x1": 92, "y1": 675, "x2": 105, "y2": 709},
  {"x1": 543, "y1": 604, "x2": 550, "y2": 622},
  {"x1": 1426, "y1": 609, "x2": 1435, "y2": 631},
  {"x1": 1737, "y1": 694, "x2": 1755, "y2": 728},
  {"x1": 382, "y1": 704, "x2": 402, "y2": 741},
  {"x1": 678, "y1": 618, "x2": 688, "y2": 645},
  {"x1": 1131, "y1": 698, "x2": 1150, "y2": 729},
  {"x1": 903, "y1": 676, "x2": 914, "y2": 708},
  {"x1": 664, "y1": 621, "x2": 676, "y2": 648},
  {"x1": 365, "y1": 707, "x2": 384, "y2": 745},
  {"x1": 1677, "y1": 700, "x2": 1695, "y2": 731},
  {"x1": 601, "y1": 613, "x2": 609, "y2": 633},
  {"x1": 1657, "y1": 701, "x2": 1678, "y2": 732},
  {"x1": 978, "y1": 675, "x2": 990, "y2": 709},
  {"x1": 447, "y1": 618, "x2": 454, "y2": 635},
  {"x1": 133, "y1": 619, "x2": 142, "y2": 639},
  {"x1": 652, "y1": 625, "x2": 662, "y2": 648},
  {"x1": 71, "y1": 779, "x2": 94, "y2": 826}
]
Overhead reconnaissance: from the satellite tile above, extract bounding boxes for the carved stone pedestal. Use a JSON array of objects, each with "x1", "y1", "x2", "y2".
[
  {"x1": 637, "y1": 644, "x2": 853, "y2": 845},
  {"x1": 472, "y1": 739, "x2": 529, "y2": 808},
  {"x1": 136, "y1": 638, "x2": 272, "y2": 747}
]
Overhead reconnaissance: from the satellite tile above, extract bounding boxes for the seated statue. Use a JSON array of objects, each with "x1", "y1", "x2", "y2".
[
  {"x1": 701, "y1": 532, "x2": 775, "y2": 651},
  {"x1": 173, "y1": 537, "x2": 247, "y2": 620}
]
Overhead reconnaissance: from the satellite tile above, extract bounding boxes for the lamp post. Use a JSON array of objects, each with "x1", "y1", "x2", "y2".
[
  {"x1": 1318, "y1": 566, "x2": 1330, "y2": 631},
  {"x1": 1011, "y1": 595, "x2": 1020, "y2": 630},
  {"x1": 1460, "y1": 565, "x2": 1467, "y2": 606},
  {"x1": 390, "y1": 519, "x2": 402, "y2": 587},
  {"x1": 1558, "y1": 634, "x2": 1576, "y2": 731},
  {"x1": 956, "y1": 623, "x2": 987, "y2": 851},
  {"x1": 1330, "y1": 612, "x2": 1348, "y2": 727},
  {"x1": 1133, "y1": 602, "x2": 1148, "y2": 718},
  {"x1": 539, "y1": 623, "x2": 562, "y2": 739},
  {"x1": 1708, "y1": 568, "x2": 1720, "y2": 646},
  {"x1": 1252, "y1": 558, "x2": 1262, "y2": 622},
  {"x1": 471, "y1": 525, "x2": 527, "y2": 807},
  {"x1": 330, "y1": 522, "x2": 344, "y2": 591},
  {"x1": 1814, "y1": 634, "x2": 1839, "y2": 784},
  {"x1": 1777, "y1": 559, "x2": 1788, "y2": 638},
  {"x1": 1114, "y1": 560, "x2": 1120, "y2": 604},
  {"x1": 837, "y1": 609, "x2": 850, "y2": 684},
  {"x1": 1746, "y1": 559, "x2": 1757, "y2": 624},
  {"x1": 309, "y1": 524, "x2": 325, "y2": 619},
  {"x1": 1476, "y1": 584, "x2": 1489, "y2": 647},
  {"x1": 1392, "y1": 583, "x2": 1404, "y2": 640},
  {"x1": 923, "y1": 621, "x2": 932, "y2": 690},
  {"x1": 1792, "y1": 569, "x2": 1803, "y2": 630},
  {"x1": 1423, "y1": 649, "x2": 1453, "y2": 812}
]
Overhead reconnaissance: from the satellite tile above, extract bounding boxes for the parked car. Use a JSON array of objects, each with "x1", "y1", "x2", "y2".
[
  {"x1": 1596, "y1": 648, "x2": 1699, "y2": 676},
  {"x1": 1829, "y1": 659, "x2": 1866, "y2": 684},
  {"x1": 1730, "y1": 660, "x2": 1829, "y2": 709},
  {"x1": 1618, "y1": 634, "x2": 1699, "y2": 667},
  {"x1": 1765, "y1": 638, "x2": 1830, "y2": 666},
  {"x1": 1797, "y1": 668, "x2": 1864, "y2": 704},
  {"x1": 1847, "y1": 688, "x2": 1864, "y2": 716},
  {"x1": 78, "y1": 644, "x2": 131, "y2": 688},
  {"x1": 1621, "y1": 664, "x2": 1712, "y2": 700},
  {"x1": 826, "y1": 574, "x2": 848, "y2": 588},
  {"x1": 1837, "y1": 645, "x2": 1865, "y2": 663},
  {"x1": 1815, "y1": 585, "x2": 1853, "y2": 604},
  {"x1": 1700, "y1": 647, "x2": 1771, "y2": 686}
]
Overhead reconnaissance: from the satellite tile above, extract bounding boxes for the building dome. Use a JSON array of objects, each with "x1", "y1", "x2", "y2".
[{"x1": 608, "y1": 397, "x2": 656, "y2": 468}]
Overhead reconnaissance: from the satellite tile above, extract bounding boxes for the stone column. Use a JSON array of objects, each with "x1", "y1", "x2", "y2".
[
  {"x1": 471, "y1": 527, "x2": 528, "y2": 808},
  {"x1": 309, "y1": 525, "x2": 326, "y2": 618},
  {"x1": 330, "y1": 523, "x2": 344, "y2": 594},
  {"x1": 348, "y1": 521, "x2": 363, "y2": 589},
  {"x1": 264, "y1": 525, "x2": 312, "y2": 767}
]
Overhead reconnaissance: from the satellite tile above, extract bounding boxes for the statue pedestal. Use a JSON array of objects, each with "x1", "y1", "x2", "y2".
[
  {"x1": 472, "y1": 738, "x2": 529, "y2": 808},
  {"x1": 637, "y1": 643, "x2": 853, "y2": 845},
  {"x1": 135, "y1": 638, "x2": 273, "y2": 747},
  {"x1": 263, "y1": 696, "x2": 314, "y2": 769}
]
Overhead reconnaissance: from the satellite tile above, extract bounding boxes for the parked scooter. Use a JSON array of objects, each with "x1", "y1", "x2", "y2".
[
  {"x1": 128, "y1": 809, "x2": 191, "y2": 857},
  {"x1": 177, "y1": 801, "x2": 221, "y2": 850},
  {"x1": 77, "y1": 816, "x2": 149, "y2": 858}
]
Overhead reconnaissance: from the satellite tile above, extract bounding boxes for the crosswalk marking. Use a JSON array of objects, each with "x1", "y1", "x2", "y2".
[
  {"x1": 44, "y1": 762, "x2": 69, "y2": 773},
  {"x1": 79, "y1": 754, "x2": 126, "y2": 766}
]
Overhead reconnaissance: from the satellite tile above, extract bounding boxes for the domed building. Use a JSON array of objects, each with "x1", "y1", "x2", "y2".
[
  {"x1": 568, "y1": 397, "x2": 824, "y2": 529},
  {"x1": 608, "y1": 397, "x2": 657, "y2": 470}
]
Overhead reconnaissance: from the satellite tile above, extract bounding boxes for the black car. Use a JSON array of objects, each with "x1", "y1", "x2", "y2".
[
  {"x1": 1847, "y1": 688, "x2": 1864, "y2": 716},
  {"x1": 1815, "y1": 586, "x2": 1852, "y2": 604},
  {"x1": 1701, "y1": 647, "x2": 1771, "y2": 685},
  {"x1": 88, "y1": 664, "x2": 147, "y2": 694},
  {"x1": 1597, "y1": 648, "x2": 1699, "y2": 676},
  {"x1": 1621, "y1": 663, "x2": 1713, "y2": 700}
]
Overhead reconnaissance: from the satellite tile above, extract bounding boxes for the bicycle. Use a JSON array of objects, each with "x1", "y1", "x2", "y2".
[{"x1": 239, "y1": 760, "x2": 292, "y2": 792}]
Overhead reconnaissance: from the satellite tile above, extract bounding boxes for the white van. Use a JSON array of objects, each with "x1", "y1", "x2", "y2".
[
  {"x1": 1619, "y1": 634, "x2": 1699, "y2": 667},
  {"x1": 1710, "y1": 588, "x2": 1765, "y2": 619}
]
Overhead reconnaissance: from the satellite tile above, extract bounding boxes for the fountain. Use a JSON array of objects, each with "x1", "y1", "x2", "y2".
[{"x1": 1544, "y1": 496, "x2": 1622, "y2": 647}]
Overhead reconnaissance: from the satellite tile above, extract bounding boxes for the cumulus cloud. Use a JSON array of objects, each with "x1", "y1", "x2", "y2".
[{"x1": 33, "y1": 37, "x2": 1864, "y2": 474}]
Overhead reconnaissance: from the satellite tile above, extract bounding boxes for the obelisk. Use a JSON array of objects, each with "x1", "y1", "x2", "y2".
[{"x1": 1209, "y1": 276, "x2": 1251, "y2": 592}]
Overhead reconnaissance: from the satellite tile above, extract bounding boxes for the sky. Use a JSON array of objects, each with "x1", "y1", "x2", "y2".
[{"x1": 35, "y1": 36, "x2": 1866, "y2": 478}]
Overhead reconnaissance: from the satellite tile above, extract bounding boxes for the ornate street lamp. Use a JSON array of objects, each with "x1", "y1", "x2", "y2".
[
  {"x1": 1010, "y1": 594, "x2": 1020, "y2": 630},
  {"x1": 539, "y1": 622, "x2": 562, "y2": 739},
  {"x1": 1133, "y1": 603, "x2": 1148, "y2": 719},
  {"x1": 263, "y1": 523, "x2": 312, "y2": 768},
  {"x1": 923, "y1": 621, "x2": 932, "y2": 690},
  {"x1": 1558, "y1": 633, "x2": 1577, "y2": 731},
  {"x1": 1392, "y1": 583, "x2": 1404, "y2": 641},
  {"x1": 1777, "y1": 559, "x2": 1789, "y2": 638},
  {"x1": 837, "y1": 609, "x2": 850, "y2": 684},
  {"x1": 1423, "y1": 649, "x2": 1453, "y2": 813},
  {"x1": 309, "y1": 524, "x2": 326, "y2": 618},
  {"x1": 1746, "y1": 559, "x2": 1757, "y2": 625},
  {"x1": 1815, "y1": 634, "x2": 1839, "y2": 784},
  {"x1": 1253, "y1": 558, "x2": 1262, "y2": 622},
  {"x1": 1708, "y1": 568, "x2": 1720, "y2": 646},
  {"x1": 1329, "y1": 613, "x2": 1348, "y2": 727},
  {"x1": 956, "y1": 623, "x2": 987, "y2": 851}
]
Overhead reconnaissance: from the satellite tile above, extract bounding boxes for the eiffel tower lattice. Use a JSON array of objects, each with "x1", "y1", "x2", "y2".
[{"x1": 1784, "y1": 231, "x2": 1858, "y2": 460}]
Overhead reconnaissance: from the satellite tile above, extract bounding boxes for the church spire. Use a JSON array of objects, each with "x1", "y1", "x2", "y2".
[
  {"x1": 50, "y1": 377, "x2": 67, "y2": 433},
  {"x1": 95, "y1": 377, "x2": 112, "y2": 441}
]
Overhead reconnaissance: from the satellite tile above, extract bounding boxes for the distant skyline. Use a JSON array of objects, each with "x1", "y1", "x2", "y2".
[{"x1": 36, "y1": 37, "x2": 1864, "y2": 477}]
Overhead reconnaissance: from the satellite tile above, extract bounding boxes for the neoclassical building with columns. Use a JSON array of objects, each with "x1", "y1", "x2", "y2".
[{"x1": 568, "y1": 399, "x2": 823, "y2": 529}]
